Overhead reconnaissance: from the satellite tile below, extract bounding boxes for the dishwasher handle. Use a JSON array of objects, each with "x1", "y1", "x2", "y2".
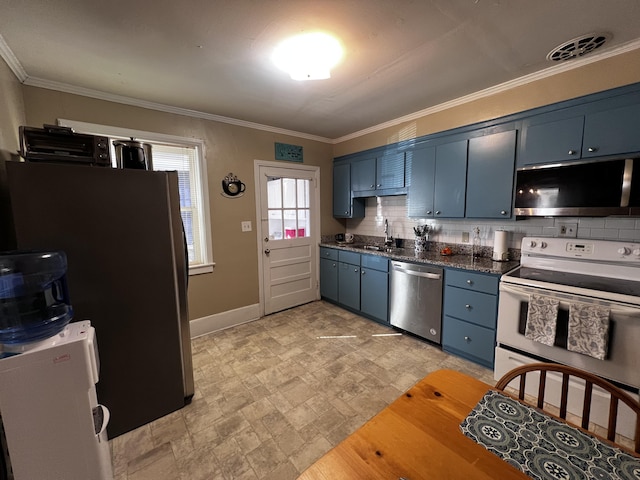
[{"x1": 391, "y1": 263, "x2": 442, "y2": 280}]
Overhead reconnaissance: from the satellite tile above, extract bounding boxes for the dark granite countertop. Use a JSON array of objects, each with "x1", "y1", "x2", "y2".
[{"x1": 319, "y1": 242, "x2": 519, "y2": 275}]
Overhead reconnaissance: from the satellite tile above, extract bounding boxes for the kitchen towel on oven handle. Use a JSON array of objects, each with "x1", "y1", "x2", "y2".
[
  {"x1": 525, "y1": 293, "x2": 559, "y2": 346},
  {"x1": 567, "y1": 302, "x2": 610, "y2": 360}
]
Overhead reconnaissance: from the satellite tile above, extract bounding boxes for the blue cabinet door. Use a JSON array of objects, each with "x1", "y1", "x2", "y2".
[
  {"x1": 351, "y1": 156, "x2": 376, "y2": 192},
  {"x1": 519, "y1": 115, "x2": 584, "y2": 166},
  {"x1": 333, "y1": 162, "x2": 351, "y2": 217},
  {"x1": 333, "y1": 162, "x2": 364, "y2": 218},
  {"x1": 360, "y1": 265, "x2": 389, "y2": 324},
  {"x1": 320, "y1": 257, "x2": 338, "y2": 302},
  {"x1": 377, "y1": 152, "x2": 405, "y2": 190},
  {"x1": 583, "y1": 102, "x2": 640, "y2": 158},
  {"x1": 407, "y1": 145, "x2": 436, "y2": 218},
  {"x1": 338, "y1": 262, "x2": 360, "y2": 310},
  {"x1": 434, "y1": 140, "x2": 467, "y2": 218},
  {"x1": 466, "y1": 130, "x2": 516, "y2": 218}
]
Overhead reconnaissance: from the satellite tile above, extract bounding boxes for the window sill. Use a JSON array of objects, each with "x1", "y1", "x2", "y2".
[{"x1": 188, "y1": 262, "x2": 215, "y2": 275}]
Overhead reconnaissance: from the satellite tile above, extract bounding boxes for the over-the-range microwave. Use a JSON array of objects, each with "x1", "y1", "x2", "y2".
[{"x1": 514, "y1": 157, "x2": 640, "y2": 217}]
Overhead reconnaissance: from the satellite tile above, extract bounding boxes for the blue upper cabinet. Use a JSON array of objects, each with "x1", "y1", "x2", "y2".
[
  {"x1": 376, "y1": 152, "x2": 406, "y2": 190},
  {"x1": 407, "y1": 145, "x2": 436, "y2": 217},
  {"x1": 351, "y1": 152, "x2": 406, "y2": 196},
  {"x1": 433, "y1": 140, "x2": 468, "y2": 218},
  {"x1": 333, "y1": 162, "x2": 364, "y2": 218},
  {"x1": 519, "y1": 114, "x2": 584, "y2": 166},
  {"x1": 519, "y1": 91, "x2": 640, "y2": 167},
  {"x1": 466, "y1": 130, "x2": 517, "y2": 219},
  {"x1": 408, "y1": 140, "x2": 467, "y2": 218},
  {"x1": 582, "y1": 102, "x2": 640, "y2": 158},
  {"x1": 351, "y1": 155, "x2": 376, "y2": 191}
]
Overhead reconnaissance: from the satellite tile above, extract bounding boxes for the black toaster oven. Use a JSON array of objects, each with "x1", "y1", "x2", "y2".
[{"x1": 19, "y1": 125, "x2": 111, "y2": 167}]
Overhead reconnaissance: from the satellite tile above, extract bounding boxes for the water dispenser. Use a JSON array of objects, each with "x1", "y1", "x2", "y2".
[{"x1": 0, "y1": 251, "x2": 73, "y2": 346}]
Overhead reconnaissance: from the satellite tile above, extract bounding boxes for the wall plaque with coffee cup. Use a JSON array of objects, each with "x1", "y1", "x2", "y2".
[{"x1": 221, "y1": 173, "x2": 246, "y2": 198}]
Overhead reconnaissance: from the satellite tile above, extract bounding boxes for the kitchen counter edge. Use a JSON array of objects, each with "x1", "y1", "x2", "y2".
[{"x1": 319, "y1": 242, "x2": 519, "y2": 276}]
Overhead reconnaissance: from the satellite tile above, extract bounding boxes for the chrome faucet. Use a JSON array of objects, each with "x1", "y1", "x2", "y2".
[{"x1": 384, "y1": 219, "x2": 393, "y2": 246}]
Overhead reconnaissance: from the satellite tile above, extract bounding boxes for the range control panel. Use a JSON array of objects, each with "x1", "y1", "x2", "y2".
[{"x1": 521, "y1": 237, "x2": 640, "y2": 263}]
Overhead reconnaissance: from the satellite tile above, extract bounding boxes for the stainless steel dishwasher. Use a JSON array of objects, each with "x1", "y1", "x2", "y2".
[{"x1": 390, "y1": 261, "x2": 443, "y2": 344}]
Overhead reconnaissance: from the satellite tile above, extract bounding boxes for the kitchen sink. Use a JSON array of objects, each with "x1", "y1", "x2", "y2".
[{"x1": 354, "y1": 244, "x2": 397, "y2": 252}]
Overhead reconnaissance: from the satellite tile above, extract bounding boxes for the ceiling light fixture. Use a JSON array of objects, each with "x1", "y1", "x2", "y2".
[{"x1": 272, "y1": 32, "x2": 343, "y2": 81}]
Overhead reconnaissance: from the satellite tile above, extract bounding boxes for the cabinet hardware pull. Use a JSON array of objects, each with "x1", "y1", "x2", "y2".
[
  {"x1": 426, "y1": 210, "x2": 433, "y2": 215},
  {"x1": 465, "y1": 304, "x2": 471, "y2": 309},
  {"x1": 500, "y1": 210, "x2": 507, "y2": 215},
  {"x1": 588, "y1": 147, "x2": 598, "y2": 152},
  {"x1": 361, "y1": 270, "x2": 366, "y2": 275},
  {"x1": 370, "y1": 184, "x2": 375, "y2": 188},
  {"x1": 464, "y1": 336, "x2": 471, "y2": 342},
  {"x1": 435, "y1": 210, "x2": 441, "y2": 215},
  {"x1": 568, "y1": 149, "x2": 577, "y2": 155},
  {"x1": 376, "y1": 184, "x2": 382, "y2": 188},
  {"x1": 466, "y1": 280, "x2": 473, "y2": 285}
]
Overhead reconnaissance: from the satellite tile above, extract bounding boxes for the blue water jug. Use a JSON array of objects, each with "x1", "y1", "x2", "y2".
[{"x1": 0, "y1": 251, "x2": 73, "y2": 344}]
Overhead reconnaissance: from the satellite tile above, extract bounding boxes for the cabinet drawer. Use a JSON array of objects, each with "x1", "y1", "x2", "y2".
[
  {"x1": 443, "y1": 286, "x2": 497, "y2": 328},
  {"x1": 445, "y1": 269, "x2": 499, "y2": 294},
  {"x1": 338, "y1": 250, "x2": 360, "y2": 266},
  {"x1": 442, "y1": 317, "x2": 495, "y2": 366},
  {"x1": 320, "y1": 247, "x2": 338, "y2": 261},
  {"x1": 361, "y1": 254, "x2": 388, "y2": 272}
]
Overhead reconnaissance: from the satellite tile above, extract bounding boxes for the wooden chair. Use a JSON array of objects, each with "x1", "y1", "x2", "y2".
[{"x1": 495, "y1": 362, "x2": 640, "y2": 454}]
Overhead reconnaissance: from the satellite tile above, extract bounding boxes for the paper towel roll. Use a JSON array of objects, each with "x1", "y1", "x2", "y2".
[{"x1": 493, "y1": 230, "x2": 509, "y2": 261}]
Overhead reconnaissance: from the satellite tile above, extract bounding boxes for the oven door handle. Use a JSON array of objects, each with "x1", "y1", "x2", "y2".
[{"x1": 499, "y1": 281, "x2": 640, "y2": 315}]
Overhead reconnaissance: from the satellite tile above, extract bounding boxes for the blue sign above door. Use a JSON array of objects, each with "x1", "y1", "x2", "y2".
[{"x1": 275, "y1": 142, "x2": 303, "y2": 162}]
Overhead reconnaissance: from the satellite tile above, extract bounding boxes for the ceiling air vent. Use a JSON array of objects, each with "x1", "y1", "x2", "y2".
[{"x1": 547, "y1": 33, "x2": 610, "y2": 61}]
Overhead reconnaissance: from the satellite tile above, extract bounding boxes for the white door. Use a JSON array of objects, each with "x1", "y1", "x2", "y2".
[{"x1": 255, "y1": 161, "x2": 320, "y2": 315}]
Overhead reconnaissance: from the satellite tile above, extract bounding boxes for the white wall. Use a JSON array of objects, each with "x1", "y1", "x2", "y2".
[{"x1": 346, "y1": 196, "x2": 640, "y2": 250}]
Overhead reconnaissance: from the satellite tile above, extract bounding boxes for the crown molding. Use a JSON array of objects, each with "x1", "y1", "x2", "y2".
[
  {"x1": 6, "y1": 35, "x2": 640, "y2": 144},
  {"x1": 22, "y1": 76, "x2": 333, "y2": 144},
  {"x1": 333, "y1": 38, "x2": 640, "y2": 144},
  {"x1": 0, "y1": 33, "x2": 27, "y2": 82}
]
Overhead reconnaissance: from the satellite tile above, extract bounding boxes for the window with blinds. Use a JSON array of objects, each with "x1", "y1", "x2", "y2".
[{"x1": 151, "y1": 144, "x2": 206, "y2": 267}]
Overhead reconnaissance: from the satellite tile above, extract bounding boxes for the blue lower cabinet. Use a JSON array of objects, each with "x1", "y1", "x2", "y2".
[
  {"x1": 320, "y1": 250, "x2": 390, "y2": 324},
  {"x1": 442, "y1": 317, "x2": 495, "y2": 368},
  {"x1": 319, "y1": 257, "x2": 338, "y2": 302},
  {"x1": 338, "y1": 262, "x2": 361, "y2": 310},
  {"x1": 360, "y1": 267, "x2": 389, "y2": 323},
  {"x1": 442, "y1": 269, "x2": 500, "y2": 368}
]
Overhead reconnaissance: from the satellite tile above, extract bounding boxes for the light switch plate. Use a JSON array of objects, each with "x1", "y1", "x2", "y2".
[
  {"x1": 462, "y1": 232, "x2": 470, "y2": 243},
  {"x1": 241, "y1": 221, "x2": 252, "y2": 232}
]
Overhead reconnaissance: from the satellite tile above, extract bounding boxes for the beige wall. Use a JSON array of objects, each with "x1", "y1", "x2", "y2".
[
  {"x1": 20, "y1": 87, "x2": 340, "y2": 319},
  {"x1": 334, "y1": 48, "x2": 640, "y2": 156},
  {"x1": 0, "y1": 58, "x2": 26, "y2": 250}
]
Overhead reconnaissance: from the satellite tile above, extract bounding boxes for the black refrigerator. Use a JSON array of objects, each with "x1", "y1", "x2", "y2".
[{"x1": 6, "y1": 161, "x2": 195, "y2": 438}]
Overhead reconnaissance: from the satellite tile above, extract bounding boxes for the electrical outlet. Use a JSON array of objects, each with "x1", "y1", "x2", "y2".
[
  {"x1": 462, "y1": 232, "x2": 470, "y2": 243},
  {"x1": 557, "y1": 223, "x2": 577, "y2": 238},
  {"x1": 241, "y1": 221, "x2": 252, "y2": 232}
]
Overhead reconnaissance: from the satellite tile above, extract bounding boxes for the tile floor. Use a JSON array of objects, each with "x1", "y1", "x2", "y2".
[{"x1": 110, "y1": 300, "x2": 495, "y2": 480}]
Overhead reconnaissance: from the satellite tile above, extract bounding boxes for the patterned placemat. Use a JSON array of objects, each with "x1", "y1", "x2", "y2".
[{"x1": 460, "y1": 390, "x2": 640, "y2": 480}]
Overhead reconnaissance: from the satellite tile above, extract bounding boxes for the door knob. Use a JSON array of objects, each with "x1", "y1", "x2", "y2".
[{"x1": 264, "y1": 249, "x2": 270, "y2": 255}]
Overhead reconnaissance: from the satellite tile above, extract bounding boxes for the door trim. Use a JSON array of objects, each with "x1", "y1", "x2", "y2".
[{"x1": 253, "y1": 160, "x2": 321, "y2": 317}]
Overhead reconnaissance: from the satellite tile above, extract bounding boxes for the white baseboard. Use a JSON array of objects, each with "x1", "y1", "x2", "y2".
[{"x1": 189, "y1": 303, "x2": 261, "y2": 339}]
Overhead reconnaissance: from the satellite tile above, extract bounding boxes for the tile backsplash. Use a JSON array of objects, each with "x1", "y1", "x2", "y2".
[{"x1": 344, "y1": 196, "x2": 640, "y2": 251}]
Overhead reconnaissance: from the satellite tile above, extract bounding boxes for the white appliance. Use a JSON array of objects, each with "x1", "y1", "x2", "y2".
[
  {"x1": 0, "y1": 321, "x2": 113, "y2": 480},
  {"x1": 495, "y1": 237, "x2": 640, "y2": 439}
]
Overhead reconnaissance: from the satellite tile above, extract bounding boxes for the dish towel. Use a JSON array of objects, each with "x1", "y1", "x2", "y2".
[
  {"x1": 525, "y1": 294, "x2": 559, "y2": 346},
  {"x1": 567, "y1": 302, "x2": 610, "y2": 360}
]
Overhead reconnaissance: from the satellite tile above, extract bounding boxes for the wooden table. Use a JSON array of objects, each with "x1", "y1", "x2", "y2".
[{"x1": 297, "y1": 369, "x2": 528, "y2": 480}]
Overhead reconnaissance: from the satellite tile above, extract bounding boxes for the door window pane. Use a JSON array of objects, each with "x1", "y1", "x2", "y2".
[{"x1": 267, "y1": 176, "x2": 311, "y2": 239}]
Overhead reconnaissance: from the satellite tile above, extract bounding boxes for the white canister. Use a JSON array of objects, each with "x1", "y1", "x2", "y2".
[{"x1": 492, "y1": 230, "x2": 509, "y2": 261}]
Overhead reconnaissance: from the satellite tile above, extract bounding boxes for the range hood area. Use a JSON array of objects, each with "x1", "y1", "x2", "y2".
[{"x1": 514, "y1": 157, "x2": 640, "y2": 217}]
